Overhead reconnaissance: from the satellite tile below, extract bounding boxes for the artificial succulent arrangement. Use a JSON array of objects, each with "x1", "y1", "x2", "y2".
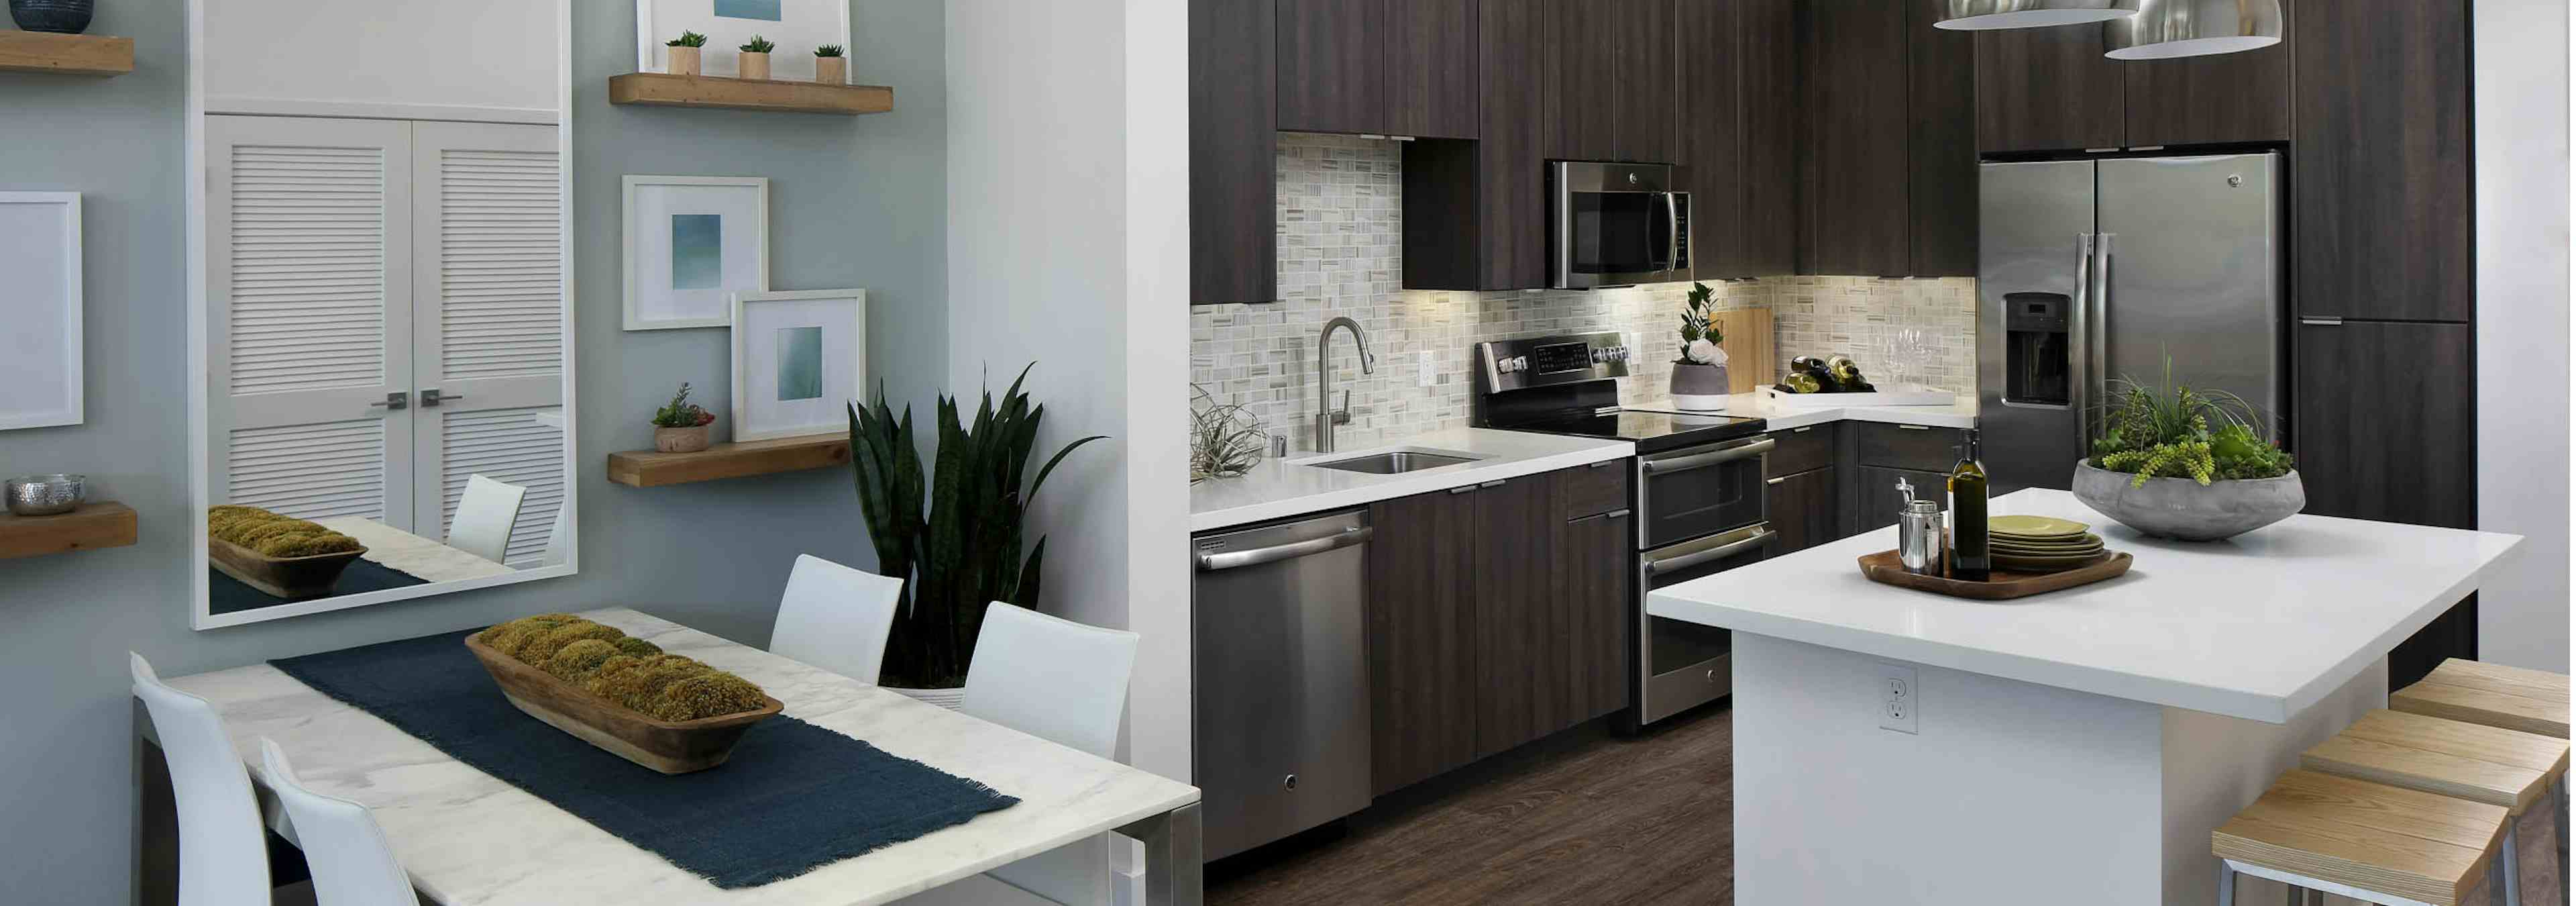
[
  {"x1": 667, "y1": 31, "x2": 708, "y2": 48},
  {"x1": 207, "y1": 505, "x2": 363, "y2": 558},
  {"x1": 651, "y1": 382, "x2": 716, "y2": 428},
  {"x1": 1675, "y1": 282, "x2": 1727, "y2": 366},
  {"x1": 478, "y1": 615, "x2": 770, "y2": 722},
  {"x1": 2088, "y1": 356, "x2": 2294, "y2": 489},
  {"x1": 740, "y1": 35, "x2": 775, "y2": 54},
  {"x1": 814, "y1": 44, "x2": 845, "y2": 58}
]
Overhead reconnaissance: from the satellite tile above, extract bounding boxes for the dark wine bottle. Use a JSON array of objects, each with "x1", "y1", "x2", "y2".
[{"x1": 1947, "y1": 428, "x2": 1991, "y2": 581}]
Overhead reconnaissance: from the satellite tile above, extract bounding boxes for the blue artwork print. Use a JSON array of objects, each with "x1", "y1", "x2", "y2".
[
  {"x1": 670, "y1": 214, "x2": 722, "y2": 290},
  {"x1": 713, "y1": 0, "x2": 782, "y2": 21},
  {"x1": 775, "y1": 327, "x2": 824, "y2": 401}
]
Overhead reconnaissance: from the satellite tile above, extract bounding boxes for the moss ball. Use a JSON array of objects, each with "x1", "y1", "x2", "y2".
[
  {"x1": 582, "y1": 654, "x2": 645, "y2": 690},
  {"x1": 592, "y1": 656, "x2": 712, "y2": 711},
  {"x1": 612, "y1": 637, "x2": 662, "y2": 659},
  {"x1": 513, "y1": 620, "x2": 625, "y2": 666},
  {"x1": 647, "y1": 672, "x2": 768, "y2": 721},
  {"x1": 544, "y1": 638, "x2": 621, "y2": 681},
  {"x1": 478, "y1": 617, "x2": 546, "y2": 650},
  {"x1": 523, "y1": 613, "x2": 580, "y2": 625},
  {"x1": 260, "y1": 532, "x2": 361, "y2": 558},
  {"x1": 231, "y1": 518, "x2": 326, "y2": 547}
]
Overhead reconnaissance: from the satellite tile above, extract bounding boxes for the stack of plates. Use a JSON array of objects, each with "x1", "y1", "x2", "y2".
[{"x1": 1986, "y1": 515, "x2": 2106, "y2": 572}]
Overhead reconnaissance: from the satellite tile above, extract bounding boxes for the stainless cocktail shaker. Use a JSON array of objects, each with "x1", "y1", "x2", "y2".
[{"x1": 1895, "y1": 477, "x2": 1944, "y2": 576}]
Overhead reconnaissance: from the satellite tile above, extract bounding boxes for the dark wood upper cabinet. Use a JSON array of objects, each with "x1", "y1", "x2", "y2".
[
  {"x1": 1975, "y1": 22, "x2": 2126, "y2": 154},
  {"x1": 1403, "y1": 0, "x2": 1548, "y2": 291},
  {"x1": 2121, "y1": 4, "x2": 2292, "y2": 147},
  {"x1": 1189, "y1": 0, "x2": 1278, "y2": 305},
  {"x1": 1385, "y1": 0, "x2": 1479, "y2": 140},
  {"x1": 2292, "y1": 0, "x2": 2470, "y2": 322},
  {"x1": 1804, "y1": 0, "x2": 1909, "y2": 276},
  {"x1": 1610, "y1": 0, "x2": 1676, "y2": 164},
  {"x1": 2294, "y1": 321, "x2": 2474, "y2": 529},
  {"x1": 1674, "y1": 0, "x2": 1746, "y2": 277},
  {"x1": 1907, "y1": 0, "x2": 1976, "y2": 277},
  {"x1": 1737, "y1": 0, "x2": 1799, "y2": 276},
  {"x1": 1276, "y1": 0, "x2": 1385, "y2": 134},
  {"x1": 1366, "y1": 487, "x2": 1481, "y2": 795},
  {"x1": 1547, "y1": 0, "x2": 1619, "y2": 161}
]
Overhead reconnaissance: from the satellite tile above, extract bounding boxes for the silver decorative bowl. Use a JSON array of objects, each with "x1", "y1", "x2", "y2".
[{"x1": 6, "y1": 474, "x2": 85, "y2": 516}]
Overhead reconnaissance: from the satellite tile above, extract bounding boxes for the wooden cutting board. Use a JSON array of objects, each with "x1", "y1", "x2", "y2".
[{"x1": 1711, "y1": 308, "x2": 1774, "y2": 395}]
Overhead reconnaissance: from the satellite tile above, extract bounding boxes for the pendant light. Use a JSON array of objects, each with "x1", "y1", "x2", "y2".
[
  {"x1": 2104, "y1": 0, "x2": 2284, "y2": 60},
  {"x1": 1933, "y1": 0, "x2": 2132, "y2": 31}
]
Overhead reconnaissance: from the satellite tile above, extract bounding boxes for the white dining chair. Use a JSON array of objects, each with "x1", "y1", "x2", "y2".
[
  {"x1": 447, "y1": 474, "x2": 526, "y2": 564},
  {"x1": 131, "y1": 652, "x2": 307, "y2": 906},
  {"x1": 769, "y1": 554, "x2": 904, "y2": 685},
  {"x1": 259, "y1": 739, "x2": 421, "y2": 906},
  {"x1": 537, "y1": 505, "x2": 572, "y2": 568}
]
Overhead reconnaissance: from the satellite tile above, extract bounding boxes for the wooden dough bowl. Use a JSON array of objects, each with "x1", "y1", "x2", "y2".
[
  {"x1": 464, "y1": 633, "x2": 784, "y2": 774},
  {"x1": 209, "y1": 536, "x2": 367, "y2": 599}
]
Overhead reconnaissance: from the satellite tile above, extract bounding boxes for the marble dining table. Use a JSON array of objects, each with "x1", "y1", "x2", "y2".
[
  {"x1": 313, "y1": 515, "x2": 517, "y2": 583},
  {"x1": 134, "y1": 607, "x2": 1204, "y2": 905}
]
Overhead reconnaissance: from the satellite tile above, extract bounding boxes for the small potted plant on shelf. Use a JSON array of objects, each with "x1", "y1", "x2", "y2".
[
  {"x1": 1669, "y1": 281, "x2": 1731, "y2": 412},
  {"x1": 813, "y1": 44, "x2": 847, "y2": 86},
  {"x1": 651, "y1": 382, "x2": 717, "y2": 453},
  {"x1": 665, "y1": 31, "x2": 708, "y2": 77},
  {"x1": 737, "y1": 35, "x2": 775, "y2": 81},
  {"x1": 2072, "y1": 355, "x2": 2304, "y2": 542}
]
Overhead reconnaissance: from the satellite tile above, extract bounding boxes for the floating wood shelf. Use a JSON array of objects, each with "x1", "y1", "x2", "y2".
[
  {"x1": 607, "y1": 72, "x2": 892, "y2": 115},
  {"x1": 608, "y1": 435, "x2": 851, "y2": 488},
  {"x1": 0, "y1": 501, "x2": 138, "y2": 560},
  {"x1": 0, "y1": 31, "x2": 136, "y2": 77}
]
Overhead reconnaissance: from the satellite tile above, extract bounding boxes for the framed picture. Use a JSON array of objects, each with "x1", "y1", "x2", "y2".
[
  {"x1": 730, "y1": 289, "x2": 865, "y2": 442},
  {"x1": 636, "y1": 0, "x2": 850, "y2": 81},
  {"x1": 623, "y1": 175, "x2": 767, "y2": 331},
  {"x1": 0, "y1": 193, "x2": 83, "y2": 431}
]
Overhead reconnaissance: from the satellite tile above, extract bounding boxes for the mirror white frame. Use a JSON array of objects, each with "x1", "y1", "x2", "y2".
[{"x1": 184, "y1": 0, "x2": 578, "y2": 630}]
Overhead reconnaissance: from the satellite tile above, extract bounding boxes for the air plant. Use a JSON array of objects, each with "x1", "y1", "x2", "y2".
[
  {"x1": 1189, "y1": 384, "x2": 1270, "y2": 483},
  {"x1": 814, "y1": 44, "x2": 845, "y2": 57},
  {"x1": 667, "y1": 31, "x2": 708, "y2": 48},
  {"x1": 740, "y1": 35, "x2": 775, "y2": 54}
]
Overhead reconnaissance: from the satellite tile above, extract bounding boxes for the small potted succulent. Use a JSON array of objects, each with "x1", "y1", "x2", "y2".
[
  {"x1": 2072, "y1": 356, "x2": 2303, "y2": 542},
  {"x1": 651, "y1": 383, "x2": 718, "y2": 453},
  {"x1": 9, "y1": 0, "x2": 95, "y2": 34},
  {"x1": 1668, "y1": 281, "x2": 1731, "y2": 411},
  {"x1": 665, "y1": 31, "x2": 708, "y2": 77},
  {"x1": 813, "y1": 44, "x2": 847, "y2": 85},
  {"x1": 737, "y1": 35, "x2": 775, "y2": 81}
]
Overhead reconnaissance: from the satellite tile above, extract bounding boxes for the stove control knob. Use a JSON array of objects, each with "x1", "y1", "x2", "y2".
[{"x1": 1511, "y1": 356, "x2": 1530, "y2": 372}]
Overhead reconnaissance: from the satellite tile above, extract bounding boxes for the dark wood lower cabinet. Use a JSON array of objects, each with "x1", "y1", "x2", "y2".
[
  {"x1": 1555, "y1": 509, "x2": 1633, "y2": 731},
  {"x1": 1855, "y1": 465, "x2": 1950, "y2": 532},
  {"x1": 1767, "y1": 466, "x2": 1837, "y2": 554},
  {"x1": 2293, "y1": 321, "x2": 2475, "y2": 529},
  {"x1": 1366, "y1": 487, "x2": 1479, "y2": 795},
  {"x1": 1473, "y1": 475, "x2": 1556, "y2": 758}
]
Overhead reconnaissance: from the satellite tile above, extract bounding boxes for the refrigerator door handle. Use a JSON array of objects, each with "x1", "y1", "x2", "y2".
[
  {"x1": 2090, "y1": 233, "x2": 2114, "y2": 431},
  {"x1": 2069, "y1": 232, "x2": 2096, "y2": 458}
]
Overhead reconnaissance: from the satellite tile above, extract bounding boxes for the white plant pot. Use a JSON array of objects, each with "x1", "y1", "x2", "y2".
[{"x1": 888, "y1": 685, "x2": 965, "y2": 711}]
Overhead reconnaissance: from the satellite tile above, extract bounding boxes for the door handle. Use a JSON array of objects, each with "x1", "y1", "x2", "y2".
[
  {"x1": 2068, "y1": 232, "x2": 2096, "y2": 456},
  {"x1": 1194, "y1": 526, "x2": 1374, "y2": 571},
  {"x1": 1664, "y1": 191, "x2": 1682, "y2": 272},
  {"x1": 420, "y1": 388, "x2": 464, "y2": 408},
  {"x1": 2300, "y1": 317, "x2": 2343, "y2": 326},
  {"x1": 367, "y1": 392, "x2": 408, "y2": 411},
  {"x1": 1640, "y1": 438, "x2": 1776, "y2": 476},
  {"x1": 1643, "y1": 529, "x2": 1777, "y2": 577}
]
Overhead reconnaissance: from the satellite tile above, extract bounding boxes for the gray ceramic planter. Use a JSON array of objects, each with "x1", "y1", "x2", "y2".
[
  {"x1": 1669, "y1": 362, "x2": 1730, "y2": 411},
  {"x1": 2071, "y1": 461, "x2": 2305, "y2": 542}
]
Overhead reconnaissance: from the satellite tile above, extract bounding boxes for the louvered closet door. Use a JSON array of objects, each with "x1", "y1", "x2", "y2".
[
  {"x1": 409, "y1": 121, "x2": 566, "y2": 566},
  {"x1": 207, "y1": 116, "x2": 415, "y2": 527}
]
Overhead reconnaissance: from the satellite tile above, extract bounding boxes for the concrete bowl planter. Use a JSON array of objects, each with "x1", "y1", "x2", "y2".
[{"x1": 2071, "y1": 460, "x2": 2304, "y2": 542}]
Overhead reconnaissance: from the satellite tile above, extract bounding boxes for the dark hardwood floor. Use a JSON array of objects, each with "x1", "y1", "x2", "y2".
[{"x1": 1208, "y1": 703, "x2": 1735, "y2": 905}]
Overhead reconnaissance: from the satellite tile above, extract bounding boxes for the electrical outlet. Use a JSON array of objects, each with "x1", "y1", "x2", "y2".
[
  {"x1": 1417, "y1": 350, "x2": 1436, "y2": 387},
  {"x1": 1878, "y1": 663, "x2": 1919, "y2": 734}
]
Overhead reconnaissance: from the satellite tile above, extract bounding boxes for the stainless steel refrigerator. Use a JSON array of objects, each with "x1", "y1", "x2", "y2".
[{"x1": 1976, "y1": 153, "x2": 2284, "y2": 493}]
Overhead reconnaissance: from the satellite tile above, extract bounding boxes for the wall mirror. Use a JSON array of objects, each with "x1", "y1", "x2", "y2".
[{"x1": 189, "y1": 0, "x2": 574, "y2": 628}]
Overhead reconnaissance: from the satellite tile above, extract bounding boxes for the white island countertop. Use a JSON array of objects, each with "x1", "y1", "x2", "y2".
[
  {"x1": 1649, "y1": 489, "x2": 2523, "y2": 723},
  {"x1": 1190, "y1": 427, "x2": 1632, "y2": 533}
]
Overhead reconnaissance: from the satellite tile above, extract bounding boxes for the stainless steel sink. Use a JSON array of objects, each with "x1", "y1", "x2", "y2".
[{"x1": 1306, "y1": 449, "x2": 1483, "y2": 474}]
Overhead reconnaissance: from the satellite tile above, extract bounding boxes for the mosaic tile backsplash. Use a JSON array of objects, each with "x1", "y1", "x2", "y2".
[{"x1": 1191, "y1": 133, "x2": 1977, "y2": 454}]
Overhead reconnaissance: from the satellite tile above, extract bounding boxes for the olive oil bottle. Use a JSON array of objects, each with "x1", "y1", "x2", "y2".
[{"x1": 1947, "y1": 429, "x2": 1991, "y2": 581}]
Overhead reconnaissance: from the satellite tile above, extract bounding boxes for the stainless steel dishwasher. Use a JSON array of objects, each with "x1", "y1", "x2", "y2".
[{"x1": 1191, "y1": 507, "x2": 1373, "y2": 861}]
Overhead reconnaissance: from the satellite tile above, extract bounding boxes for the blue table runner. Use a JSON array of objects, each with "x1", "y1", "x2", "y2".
[{"x1": 270, "y1": 630, "x2": 1018, "y2": 889}]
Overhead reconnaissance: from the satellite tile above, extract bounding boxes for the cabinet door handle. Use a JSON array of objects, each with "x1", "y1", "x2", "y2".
[
  {"x1": 1604, "y1": 509, "x2": 1631, "y2": 519},
  {"x1": 1766, "y1": 476, "x2": 1788, "y2": 486},
  {"x1": 2300, "y1": 316, "x2": 2344, "y2": 326},
  {"x1": 1479, "y1": 479, "x2": 1507, "y2": 489},
  {"x1": 1591, "y1": 460, "x2": 1620, "y2": 469},
  {"x1": 1791, "y1": 426, "x2": 1814, "y2": 434},
  {"x1": 1448, "y1": 485, "x2": 1478, "y2": 495},
  {"x1": 1898, "y1": 424, "x2": 1931, "y2": 431}
]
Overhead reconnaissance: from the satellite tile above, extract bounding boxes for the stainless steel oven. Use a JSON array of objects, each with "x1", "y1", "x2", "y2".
[
  {"x1": 1640, "y1": 523, "x2": 1775, "y2": 725},
  {"x1": 1635, "y1": 436, "x2": 1772, "y2": 550},
  {"x1": 1552, "y1": 160, "x2": 1693, "y2": 289}
]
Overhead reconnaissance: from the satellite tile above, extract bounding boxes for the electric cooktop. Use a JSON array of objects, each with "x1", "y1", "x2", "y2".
[{"x1": 1497, "y1": 407, "x2": 1768, "y2": 454}]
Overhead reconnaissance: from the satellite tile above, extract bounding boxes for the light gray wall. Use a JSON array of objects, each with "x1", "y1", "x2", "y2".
[{"x1": 0, "y1": 2, "x2": 945, "y2": 902}]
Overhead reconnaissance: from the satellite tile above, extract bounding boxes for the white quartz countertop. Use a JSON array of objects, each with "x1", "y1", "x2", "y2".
[
  {"x1": 1190, "y1": 427, "x2": 1633, "y2": 533},
  {"x1": 1635, "y1": 391, "x2": 1980, "y2": 430},
  {"x1": 1648, "y1": 489, "x2": 2524, "y2": 723}
]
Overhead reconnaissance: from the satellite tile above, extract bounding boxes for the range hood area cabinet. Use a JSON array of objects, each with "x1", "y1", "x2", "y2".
[{"x1": 1975, "y1": 0, "x2": 2292, "y2": 153}]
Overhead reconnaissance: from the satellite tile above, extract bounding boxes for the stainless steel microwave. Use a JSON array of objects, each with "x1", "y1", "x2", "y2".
[{"x1": 1551, "y1": 160, "x2": 1693, "y2": 289}]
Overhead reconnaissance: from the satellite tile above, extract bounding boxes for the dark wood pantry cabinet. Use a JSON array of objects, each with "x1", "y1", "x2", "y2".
[
  {"x1": 2292, "y1": 0, "x2": 2470, "y2": 323},
  {"x1": 2292, "y1": 320, "x2": 2475, "y2": 530}
]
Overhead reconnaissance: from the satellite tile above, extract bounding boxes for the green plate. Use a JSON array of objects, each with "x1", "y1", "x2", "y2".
[
  {"x1": 1991, "y1": 534, "x2": 2104, "y2": 553},
  {"x1": 1990, "y1": 515, "x2": 2092, "y2": 538},
  {"x1": 1995, "y1": 550, "x2": 2110, "y2": 570},
  {"x1": 1994, "y1": 545, "x2": 2103, "y2": 559}
]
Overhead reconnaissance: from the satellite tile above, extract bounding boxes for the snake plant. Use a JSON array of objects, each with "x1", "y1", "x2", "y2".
[{"x1": 849, "y1": 365, "x2": 1106, "y2": 688}]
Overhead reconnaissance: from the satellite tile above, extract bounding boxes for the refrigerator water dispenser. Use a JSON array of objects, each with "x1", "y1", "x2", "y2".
[{"x1": 2004, "y1": 291, "x2": 2070, "y2": 407}]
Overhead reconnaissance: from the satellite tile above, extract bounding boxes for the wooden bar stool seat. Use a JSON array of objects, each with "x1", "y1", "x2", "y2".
[
  {"x1": 2214, "y1": 768, "x2": 2512, "y2": 906},
  {"x1": 2302, "y1": 709, "x2": 2571, "y2": 905},
  {"x1": 2393, "y1": 660, "x2": 2571, "y2": 740}
]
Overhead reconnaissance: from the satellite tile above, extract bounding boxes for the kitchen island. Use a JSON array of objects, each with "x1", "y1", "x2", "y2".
[{"x1": 1649, "y1": 489, "x2": 2522, "y2": 906}]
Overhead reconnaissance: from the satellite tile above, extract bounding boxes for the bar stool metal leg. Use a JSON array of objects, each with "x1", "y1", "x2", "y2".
[
  {"x1": 2555, "y1": 776, "x2": 2569, "y2": 906},
  {"x1": 2506, "y1": 823, "x2": 2524, "y2": 905},
  {"x1": 2218, "y1": 860, "x2": 2235, "y2": 906}
]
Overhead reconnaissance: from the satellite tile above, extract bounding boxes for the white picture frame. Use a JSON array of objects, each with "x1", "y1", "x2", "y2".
[
  {"x1": 623, "y1": 175, "x2": 768, "y2": 331},
  {"x1": 0, "y1": 192, "x2": 84, "y2": 431},
  {"x1": 730, "y1": 289, "x2": 866, "y2": 442},
  {"x1": 635, "y1": 0, "x2": 851, "y2": 81}
]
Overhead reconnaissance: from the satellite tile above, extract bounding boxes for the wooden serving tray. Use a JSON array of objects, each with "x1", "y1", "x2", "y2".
[
  {"x1": 464, "y1": 634, "x2": 783, "y2": 774},
  {"x1": 208, "y1": 536, "x2": 367, "y2": 599},
  {"x1": 1857, "y1": 549, "x2": 2133, "y2": 601}
]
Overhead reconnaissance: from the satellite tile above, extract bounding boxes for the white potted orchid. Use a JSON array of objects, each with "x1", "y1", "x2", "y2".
[{"x1": 1670, "y1": 281, "x2": 1731, "y2": 411}]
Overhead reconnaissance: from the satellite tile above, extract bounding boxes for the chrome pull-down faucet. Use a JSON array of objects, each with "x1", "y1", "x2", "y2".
[{"x1": 1313, "y1": 316, "x2": 1375, "y2": 454}]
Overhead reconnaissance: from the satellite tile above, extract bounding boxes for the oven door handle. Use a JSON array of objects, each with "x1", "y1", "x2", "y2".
[
  {"x1": 1644, "y1": 529, "x2": 1777, "y2": 578},
  {"x1": 1640, "y1": 438, "x2": 1776, "y2": 476}
]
